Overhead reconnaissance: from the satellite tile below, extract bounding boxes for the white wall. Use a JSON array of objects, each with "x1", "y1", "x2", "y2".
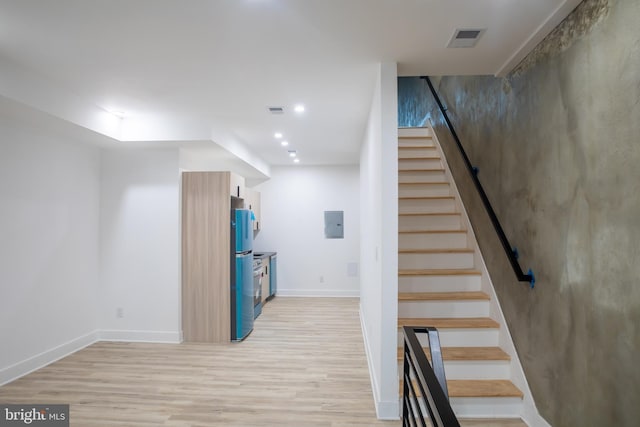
[
  {"x1": 359, "y1": 62, "x2": 399, "y2": 419},
  {"x1": 99, "y1": 148, "x2": 181, "y2": 342},
  {"x1": 0, "y1": 107, "x2": 101, "y2": 384},
  {"x1": 253, "y1": 166, "x2": 360, "y2": 296}
]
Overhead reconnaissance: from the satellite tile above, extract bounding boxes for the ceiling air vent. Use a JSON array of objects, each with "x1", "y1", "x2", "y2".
[
  {"x1": 447, "y1": 28, "x2": 486, "y2": 48},
  {"x1": 268, "y1": 106, "x2": 284, "y2": 114}
]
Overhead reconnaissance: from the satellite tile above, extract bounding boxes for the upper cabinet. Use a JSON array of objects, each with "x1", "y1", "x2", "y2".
[
  {"x1": 229, "y1": 172, "x2": 245, "y2": 199},
  {"x1": 245, "y1": 187, "x2": 262, "y2": 231},
  {"x1": 227, "y1": 173, "x2": 260, "y2": 230}
]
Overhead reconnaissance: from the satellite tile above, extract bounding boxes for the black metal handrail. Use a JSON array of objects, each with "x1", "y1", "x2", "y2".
[
  {"x1": 420, "y1": 76, "x2": 535, "y2": 288},
  {"x1": 402, "y1": 326, "x2": 460, "y2": 427}
]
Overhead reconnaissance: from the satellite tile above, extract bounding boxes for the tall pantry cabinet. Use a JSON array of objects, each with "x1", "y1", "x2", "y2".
[{"x1": 181, "y1": 171, "x2": 243, "y2": 343}]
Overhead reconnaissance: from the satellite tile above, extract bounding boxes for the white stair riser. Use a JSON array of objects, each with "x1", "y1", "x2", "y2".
[
  {"x1": 399, "y1": 232, "x2": 468, "y2": 250},
  {"x1": 399, "y1": 170, "x2": 446, "y2": 183},
  {"x1": 451, "y1": 398, "x2": 523, "y2": 418},
  {"x1": 398, "y1": 360, "x2": 511, "y2": 380},
  {"x1": 399, "y1": 198, "x2": 456, "y2": 214},
  {"x1": 399, "y1": 158, "x2": 442, "y2": 170},
  {"x1": 398, "y1": 300, "x2": 489, "y2": 318},
  {"x1": 399, "y1": 252, "x2": 474, "y2": 270},
  {"x1": 399, "y1": 183, "x2": 451, "y2": 197},
  {"x1": 399, "y1": 214, "x2": 462, "y2": 231},
  {"x1": 398, "y1": 329, "x2": 500, "y2": 347},
  {"x1": 405, "y1": 398, "x2": 523, "y2": 419},
  {"x1": 399, "y1": 147, "x2": 439, "y2": 159},
  {"x1": 399, "y1": 275, "x2": 482, "y2": 292},
  {"x1": 399, "y1": 128, "x2": 432, "y2": 138}
]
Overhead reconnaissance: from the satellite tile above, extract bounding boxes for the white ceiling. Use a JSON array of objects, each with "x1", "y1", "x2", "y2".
[{"x1": 0, "y1": 0, "x2": 581, "y2": 173}]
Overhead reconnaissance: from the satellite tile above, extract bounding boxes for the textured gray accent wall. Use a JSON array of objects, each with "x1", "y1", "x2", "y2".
[{"x1": 399, "y1": 0, "x2": 639, "y2": 425}]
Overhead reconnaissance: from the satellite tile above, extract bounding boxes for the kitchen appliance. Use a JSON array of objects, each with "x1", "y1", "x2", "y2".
[
  {"x1": 230, "y1": 200, "x2": 254, "y2": 341},
  {"x1": 268, "y1": 254, "x2": 277, "y2": 300},
  {"x1": 253, "y1": 258, "x2": 263, "y2": 319}
]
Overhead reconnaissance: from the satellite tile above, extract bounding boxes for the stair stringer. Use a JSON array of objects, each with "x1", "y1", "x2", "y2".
[{"x1": 425, "y1": 121, "x2": 550, "y2": 427}]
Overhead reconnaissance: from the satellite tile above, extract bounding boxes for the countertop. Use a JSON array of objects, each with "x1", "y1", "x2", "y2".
[{"x1": 253, "y1": 251, "x2": 276, "y2": 259}]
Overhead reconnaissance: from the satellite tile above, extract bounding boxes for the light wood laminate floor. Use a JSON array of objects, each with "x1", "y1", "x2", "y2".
[
  {"x1": 1, "y1": 298, "x2": 394, "y2": 426},
  {"x1": 0, "y1": 297, "x2": 526, "y2": 426}
]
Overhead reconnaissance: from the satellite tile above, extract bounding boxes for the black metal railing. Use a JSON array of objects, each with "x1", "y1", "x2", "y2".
[
  {"x1": 402, "y1": 326, "x2": 460, "y2": 427},
  {"x1": 420, "y1": 76, "x2": 535, "y2": 288}
]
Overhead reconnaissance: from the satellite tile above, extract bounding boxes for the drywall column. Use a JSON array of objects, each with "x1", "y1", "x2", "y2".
[
  {"x1": 359, "y1": 62, "x2": 398, "y2": 419},
  {"x1": 99, "y1": 147, "x2": 181, "y2": 342}
]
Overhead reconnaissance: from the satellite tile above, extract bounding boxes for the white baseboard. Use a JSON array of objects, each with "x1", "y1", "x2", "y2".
[
  {"x1": 0, "y1": 329, "x2": 182, "y2": 386},
  {"x1": 521, "y1": 395, "x2": 552, "y2": 427},
  {"x1": 0, "y1": 330, "x2": 99, "y2": 386},
  {"x1": 98, "y1": 329, "x2": 182, "y2": 343},
  {"x1": 276, "y1": 289, "x2": 359, "y2": 297},
  {"x1": 360, "y1": 305, "x2": 381, "y2": 414},
  {"x1": 377, "y1": 399, "x2": 401, "y2": 420},
  {"x1": 359, "y1": 305, "x2": 400, "y2": 420}
]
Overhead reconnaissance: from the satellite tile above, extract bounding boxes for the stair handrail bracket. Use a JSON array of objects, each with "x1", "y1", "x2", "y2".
[
  {"x1": 402, "y1": 326, "x2": 460, "y2": 427},
  {"x1": 419, "y1": 76, "x2": 535, "y2": 288}
]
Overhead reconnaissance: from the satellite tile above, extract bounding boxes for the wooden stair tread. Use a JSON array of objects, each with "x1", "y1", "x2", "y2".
[
  {"x1": 399, "y1": 156, "x2": 441, "y2": 160},
  {"x1": 399, "y1": 229, "x2": 466, "y2": 234},
  {"x1": 398, "y1": 146, "x2": 436, "y2": 149},
  {"x1": 401, "y1": 379, "x2": 523, "y2": 398},
  {"x1": 399, "y1": 181, "x2": 449, "y2": 185},
  {"x1": 398, "y1": 317, "x2": 500, "y2": 329},
  {"x1": 398, "y1": 248, "x2": 474, "y2": 254},
  {"x1": 398, "y1": 291, "x2": 489, "y2": 301},
  {"x1": 399, "y1": 168, "x2": 445, "y2": 172},
  {"x1": 399, "y1": 212, "x2": 460, "y2": 217},
  {"x1": 399, "y1": 268, "x2": 481, "y2": 276},
  {"x1": 449, "y1": 379, "x2": 523, "y2": 398},
  {"x1": 399, "y1": 195, "x2": 454, "y2": 200},
  {"x1": 396, "y1": 346, "x2": 510, "y2": 361},
  {"x1": 398, "y1": 145, "x2": 436, "y2": 150},
  {"x1": 399, "y1": 211, "x2": 456, "y2": 216},
  {"x1": 399, "y1": 135, "x2": 433, "y2": 139}
]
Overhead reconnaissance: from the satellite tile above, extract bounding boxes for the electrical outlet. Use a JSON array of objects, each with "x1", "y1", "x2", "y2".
[
  {"x1": 347, "y1": 262, "x2": 359, "y2": 277},
  {"x1": 116, "y1": 307, "x2": 124, "y2": 318}
]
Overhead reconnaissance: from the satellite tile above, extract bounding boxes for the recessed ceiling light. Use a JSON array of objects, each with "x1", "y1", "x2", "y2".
[
  {"x1": 109, "y1": 110, "x2": 126, "y2": 119},
  {"x1": 294, "y1": 104, "x2": 305, "y2": 113},
  {"x1": 274, "y1": 132, "x2": 283, "y2": 139},
  {"x1": 293, "y1": 158, "x2": 300, "y2": 163},
  {"x1": 288, "y1": 151, "x2": 297, "y2": 158},
  {"x1": 281, "y1": 140, "x2": 289, "y2": 147}
]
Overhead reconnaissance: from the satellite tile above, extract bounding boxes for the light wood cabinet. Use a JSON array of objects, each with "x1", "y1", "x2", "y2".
[
  {"x1": 253, "y1": 190, "x2": 261, "y2": 230},
  {"x1": 229, "y1": 172, "x2": 245, "y2": 199},
  {"x1": 182, "y1": 171, "x2": 233, "y2": 343},
  {"x1": 245, "y1": 188, "x2": 261, "y2": 231}
]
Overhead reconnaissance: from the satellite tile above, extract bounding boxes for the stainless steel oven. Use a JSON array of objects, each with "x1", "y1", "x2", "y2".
[{"x1": 252, "y1": 258, "x2": 263, "y2": 319}]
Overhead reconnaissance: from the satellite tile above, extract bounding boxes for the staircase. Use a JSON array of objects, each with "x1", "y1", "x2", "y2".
[{"x1": 397, "y1": 127, "x2": 524, "y2": 418}]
